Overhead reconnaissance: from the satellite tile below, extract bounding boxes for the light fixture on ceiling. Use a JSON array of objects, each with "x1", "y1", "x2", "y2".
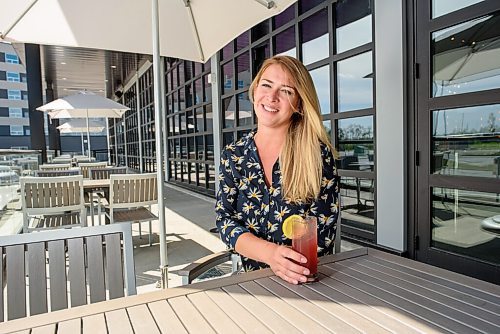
[
  {"x1": 111, "y1": 65, "x2": 117, "y2": 69},
  {"x1": 61, "y1": 62, "x2": 66, "y2": 65}
]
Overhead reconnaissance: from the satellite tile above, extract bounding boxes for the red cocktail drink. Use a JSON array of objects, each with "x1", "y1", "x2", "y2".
[{"x1": 292, "y1": 216, "x2": 318, "y2": 283}]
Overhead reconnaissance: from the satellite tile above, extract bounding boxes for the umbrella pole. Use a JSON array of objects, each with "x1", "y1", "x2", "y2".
[
  {"x1": 152, "y1": 0, "x2": 168, "y2": 288},
  {"x1": 81, "y1": 132, "x2": 85, "y2": 155},
  {"x1": 86, "y1": 110, "x2": 91, "y2": 159}
]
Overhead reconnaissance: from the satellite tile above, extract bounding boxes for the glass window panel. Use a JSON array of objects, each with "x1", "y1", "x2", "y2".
[
  {"x1": 338, "y1": 116, "x2": 374, "y2": 171},
  {"x1": 9, "y1": 107, "x2": 23, "y2": 118},
  {"x1": 432, "y1": 12, "x2": 500, "y2": 97},
  {"x1": 238, "y1": 93, "x2": 253, "y2": 126},
  {"x1": 337, "y1": 51, "x2": 373, "y2": 112},
  {"x1": 179, "y1": 87, "x2": 186, "y2": 110},
  {"x1": 205, "y1": 135, "x2": 214, "y2": 161},
  {"x1": 275, "y1": 27, "x2": 296, "y2": 57},
  {"x1": 184, "y1": 61, "x2": 192, "y2": 81},
  {"x1": 236, "y1": 31, "x2": 250, "y2": 51},
  {"x1": 205, "y1": 105, "x2": 213, "y2": 132},
  {"x1": 300, "y1": 0, "x2": 324, "y2": 14},
  {"x1": 274, "y1": 5, "x2": 294, "y2": 29},
  {"x1": 178, "y1": 61, "x2": 185, "y2": 83},
  {"x1": 222, "y1": 42, "x2": 233, "y2": 60},
  {"x1": 196, "y1": 136, "x2": 204, "y2": 160},
  {"x1": 236, "y1": 52, "x2": 251, "y2": 90},
  {"x1": 310, "y1": 66, "x2": 330, "y2": 115},
  {"x1": 208, "y1": 164, "x2": 216, "y2": 190},
  {"x1": 323, "y1": 120, "x2": 332, "y2": 138},
  {"x1": 432, "y1": 105, "x2": 500, "y2": 178},
  {"x1": 6, "y1": 72, "x2": 20, "y2": 82},
  {"x1": 252, "y1": 20, "x2": 269, "y2": 42},
  {"x1": 222, "y1": 61, "x2": 234, "y2": 94},
  {"x1": 173, "y1": 91, "x2": 179, "y2": 113},
  {"x1": 185, "y1": 84, "x2": 193, "y2": 108},
  {"x1": 186, "y1": 110, "x2": 195, "y2": 133},
  {"x1": 198, "y1": 163, "x2": 207, "y2": 187},
  {"x1": 204, "y1": 74, "x2": 212, "y2": 102},
  {"x1": 189, "y1": 162, "x2": 197, "y2": 184},
  {"x1": 253, "y1": 42, "x2": 270, "y2": 74},
  {"x1": 336, "y1": 0, "x2": 372, "y2": 53},
  {"x1": 204, "y1": 58, "x2": 211, "y2": 73},
  {"x1": 172, "y1": 67, "x2": 178, "y2": 89},
  {"x1": 195, "y1": 109, "x2": 204, "y2": 132},
  {"x1": 5, "y1": 53, "x2": 19, "y2": 64},
  {"x1": 301, "y1": 9, "x2": 328, "y2": 65},
  {"x1": 188, "y1": 137, "x2": 195, "y2": 159},
  {"x1": 179, "y1": 113, "x2": 186, "y2": 134},
  {"x1": 339, "y1": 176, "x2": 375, "y2": 233},
  {"x1": 432, "y1": 0, "x2": 484, "y2": 18},
  {"x1": 194, "y1": 62, "x2": 203, "y2": 76},
  {"x1": 237, "y1": 130, "x2": 251, "y2": 140},
  {"x1": 223, "y1": 96, "x2": 236, "y2": 128},
  {"x1": 194, "y1": 78, "x2": 203, "y2": 105},
  {"x1": 181, "y1": 137, "x2": 187, "y2": 159},
  {"x1": 432, "y1": 187, "x2": 500, "y2": 265}
]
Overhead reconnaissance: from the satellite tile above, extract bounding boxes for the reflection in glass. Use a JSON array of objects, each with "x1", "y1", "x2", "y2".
[
  {"x1": 223, "y1": 132, "x2": 234, "y2": 147},
  {"x1": 188, "y1": 137, "x2": 195, "y2": 159},
  {"x1": 275, "y1": 27, "x2": 296, "y2": 57},
  {"x1": 301, "y1": 9, "x2": 328, "y2": 65},
  {"x1": 189, "y1": 162, "x2": 197, "y2": 184},
  {"x1": 337, "y1": 51, "x2": 373, "y2": 112},
  {"x1": 205, "y1": 135, "x2": 214, "y2": 161},
  {"x1": 208, "y1": 165, "x2": 216, "y2": 190},
  {"x1": 336, "y1": 0, "x2": 372, "y2": 53},
  {"x1": 195, "y1": 109, "x2": 204, "y2": 132},
  {"x1": 432, "y1": 187, "x2": 500, "y2": 265},
  {"x1": 204, "y1": 75, "x2": 211, "y2": 103},
  {"x1": 432, "y1": 12, "x2": 500, "y2": 97},
  {"x1": 196, "y1": 136, "x2": 204, "y2": 160},
  {"x1": 236, "y1": 52, "x2": 251, "y2": 90},
  {"x1": 222, "y1": 42, "x2": 233, "y2": 60},
  {"x1": 300, "y1": 0, "x2": 324, "y2": 14},
  {"x1": 238, "y1": 93, "x2": 253, "y2": 126},
  {"x1": 323, "y1": 120, "x2": 331, "y2": 138},
  {"x1": 223, "y1": 96, "x2": 235, "y2": 129},
  {"x1": 432, "y1": 105, "x2": 500, "y2": 178},
  {"x1": 338, "y1": 116, "x2": 374, "y2": 171},
  {"x1": 340, "y1": 176, "x2": 375, "y2": 234},
  {"x1": 236, "y1": 31, "x2": 250, "y2": 51},
  {"x1": 194, "y1": 79, "x2": 202, "y2": 105},
  {"x1": 310, "y1": 66, "x2": 330, "y2": 115},
  {"x1": 274, "y1": 5, "x2": 294, "y2": 29},
  {"x1": 180, "y1": 137, "x2": 187, "y2": 159},
  {"x1": 205, "y1": 105, "x2": 213, "y2": 132},
  {"x1": 222, "y1": 62, "x2": 234, "y2": 94},
  {"x1": 252, "y1": 21, "x2": 269, "y2": 42},
  {"x1": 173, "y1": 91, "x2": 179, "y2": 113},
  {"x1": 432, "y1": 0, "x2": 483, "y2": 18}
]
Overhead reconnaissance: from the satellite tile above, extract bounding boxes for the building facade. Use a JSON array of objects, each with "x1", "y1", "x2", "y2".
[
  {"x1": 0, "y1": 42, "x2": 31, "y2": 149},
  {"x1": 108, "y1": 0, "x2": 500, "y2": 283}
]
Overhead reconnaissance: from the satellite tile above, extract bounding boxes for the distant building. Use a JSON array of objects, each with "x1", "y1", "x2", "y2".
[{"x1": 0, "y1": 42, "x2": 30, "y2": 149}]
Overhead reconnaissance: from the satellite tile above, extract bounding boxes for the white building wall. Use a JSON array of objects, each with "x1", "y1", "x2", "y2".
[{"x1": 374, "y1": 0, "x2": 406, "y2": 251}]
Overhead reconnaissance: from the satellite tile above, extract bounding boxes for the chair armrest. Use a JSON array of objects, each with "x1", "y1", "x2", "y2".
[{"x1": 178, "y1": 251, "x2": 234, "y2": 285}]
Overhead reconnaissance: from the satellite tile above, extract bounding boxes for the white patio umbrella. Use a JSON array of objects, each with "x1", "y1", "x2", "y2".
[
  {"x1": 57, "y1": 119, "x2": 106, "y2": 155},
  {"x1": 37, "y1": 91, "x2": 128, "y2": 158},
  {"x1": 1, "y1": 0, "x2": 297, "y2": 288}
]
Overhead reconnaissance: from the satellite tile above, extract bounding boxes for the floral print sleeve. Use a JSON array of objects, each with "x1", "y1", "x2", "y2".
[{"x1": 215, "y1": 145, "x2": 250, "y2": 250}]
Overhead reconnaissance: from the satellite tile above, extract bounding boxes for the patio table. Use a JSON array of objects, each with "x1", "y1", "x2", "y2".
[
  {"x1": 1, "y1": 248, "x2": 499, "y2": 333},
  {"x1": 83, "y1": 179, "x2": 110, "y2": 225}
]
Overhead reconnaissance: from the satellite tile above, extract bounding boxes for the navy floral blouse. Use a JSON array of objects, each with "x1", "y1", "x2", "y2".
[{"x1": 215, "y1": 131, "x2": 339, "y2": 272}]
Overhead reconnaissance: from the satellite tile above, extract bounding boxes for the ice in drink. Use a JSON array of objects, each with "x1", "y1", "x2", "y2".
[{"x1": 292, "y1": 216, "x2": 318, "y2": 283}]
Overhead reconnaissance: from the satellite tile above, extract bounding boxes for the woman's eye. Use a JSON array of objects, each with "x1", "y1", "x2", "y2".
[
  {"x1": 281, "y1": 89, "x2": 293, "y2": 96},
  {"x1": 261, "y1": 83, "x2": 271, "y2": 88}
]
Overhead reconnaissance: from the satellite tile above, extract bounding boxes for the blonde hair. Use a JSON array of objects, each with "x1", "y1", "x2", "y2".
[{"x1": 249, "y1": 56, "x2": 334, "y2": 203}]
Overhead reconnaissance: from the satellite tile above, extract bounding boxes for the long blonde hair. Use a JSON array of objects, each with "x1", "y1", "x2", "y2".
[{"x1": 249, "y1": 56, "x2": 333, "y2": 203}]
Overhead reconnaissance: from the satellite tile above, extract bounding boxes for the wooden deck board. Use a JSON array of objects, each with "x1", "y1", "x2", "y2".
[
  {"x1": 126, "y1": 304, "x2": 160, "y2": 334},
  {"x1": 168, "y1": 296, "x2": 215, "y2": 333},
  {"x1": 148, "y1": 300, "x2": 188, "y2": 334},
  {"x1": 57, "y1": 318, "x2": 81, "y2": 334},
  {"x1": 82, "y1": 314, "x2": 106, "y2": 334},
  {"x1": 104, "y1": 309, "x2": 133, "y2": 334}
]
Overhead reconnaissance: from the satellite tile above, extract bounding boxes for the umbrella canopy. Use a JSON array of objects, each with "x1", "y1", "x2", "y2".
[
  {"x1": 57, "y1": 119, "x2": 106, "y2": 133},
  {"x1": 1, "y1": 0, "x2": 297, "y2": 288},
  {"x1": 0, "y1": 0, "x2": 296, "y2": 63},
  {"x1": 37, "y1": 91, "x2": 128, "y2": 118}
]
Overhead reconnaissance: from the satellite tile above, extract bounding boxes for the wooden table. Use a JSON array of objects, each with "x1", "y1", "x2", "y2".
[
  {"x1": 1, "y1": 248, "x2": 499, "y2": 333},
  {"x1": 83, "y1": 179, "x2": 111, "y2": 190}
]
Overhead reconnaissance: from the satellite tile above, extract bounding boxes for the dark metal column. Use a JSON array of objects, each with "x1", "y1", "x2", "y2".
[
  {"x1": 25, "y1": 44, "x2": 47, "y2": 162},
  {"x1": 45, "y1": 83, "x2": 61, "y2": 156}
]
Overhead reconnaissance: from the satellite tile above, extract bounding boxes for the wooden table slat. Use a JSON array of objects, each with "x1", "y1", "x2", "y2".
[
  {"x1": 31, "y1": 324, "x2": 56, "y2": 334},
  {"x1": 341, "y1": 258, "x2": 500, "y2": 333},
  {"x1": 325, "y1": 263, "x2": 481, "y2": 333},
  {"x1": 261, "y1": 277, "x2": 363, "y2": 334},
  {"x1": 82, "y1": 313, "x2": 107, "y2": 334},
  {"x1": 104, "y1": 309, "x2": 133, "y2": 334},
  {"x1": 222, "y1": 284, "x2": 301, "y2": 334},
  {"x1": 357, "y1": 256, "x2": 500, "y2": 324},
  {"x1": 187, "y1": 291, "x2": 244, "y2": 334},
  {"x1": 148, "y1": 300, "x2": 188, "y2": 334},
  {"x1": 126, "y1": 304, "x2": 160, "y2": 334},
  {"x1": 204, "y1": 289, "x2": 272, "y2": 334},
  {"x1": 168, "y1": 296, "x2": 216, "y2": 334},
  {"x1": 57, "y1": 318, "x2": 81, "y2": 334}
]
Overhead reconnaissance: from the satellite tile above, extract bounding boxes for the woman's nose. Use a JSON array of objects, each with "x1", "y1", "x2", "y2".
[{"x1": 267, "y1": 89, "x2": 279, "y2": 101}]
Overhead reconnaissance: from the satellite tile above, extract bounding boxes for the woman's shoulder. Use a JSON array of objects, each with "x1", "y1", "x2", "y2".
[{"x1": 221, "y1": 131, "x2": 256, "y2": 157}]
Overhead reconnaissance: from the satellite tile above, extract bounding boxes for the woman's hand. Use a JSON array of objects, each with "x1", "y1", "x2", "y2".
[{"x1": 265, "y1": 243, "x2": 310, "y2": 284}]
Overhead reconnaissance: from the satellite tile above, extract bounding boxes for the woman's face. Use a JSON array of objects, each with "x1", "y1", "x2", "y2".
[{"x1": 253, "y1": 64, "x2": 299, "y2": 132}]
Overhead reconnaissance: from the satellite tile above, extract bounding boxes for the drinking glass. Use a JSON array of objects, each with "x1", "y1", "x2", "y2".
[{"x1": 292, "y1": 216, "x2": 318, "y2": 283}]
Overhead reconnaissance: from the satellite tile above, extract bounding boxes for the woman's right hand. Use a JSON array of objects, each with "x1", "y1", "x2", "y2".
[{"x1": 265, "y1": 243, "x2": 310, "y2": 284}]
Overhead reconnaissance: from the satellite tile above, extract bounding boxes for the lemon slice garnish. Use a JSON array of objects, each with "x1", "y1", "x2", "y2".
[{"x1": 283, "y1": 214, "x2": 304, "y2": 239}]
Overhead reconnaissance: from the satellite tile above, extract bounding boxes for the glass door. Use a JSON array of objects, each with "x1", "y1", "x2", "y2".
[{"x1": 415, "y1": 0, "x2": 500, "y2": 284}]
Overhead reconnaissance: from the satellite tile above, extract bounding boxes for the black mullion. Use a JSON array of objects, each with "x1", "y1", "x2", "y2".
[
  {"x1": 332, "y1": 43, "x2": 373, "y2": 62},
  {"x1": 338, "y1": 170, "x2": 375, "y2": 179},
  {"x1": 332, "y1": 108, "x2": 374, "y2": 120},
  {"x1": 428, "y1": 89, "x2": 500, "y2": 110},
  {"x1": 429, "y1": 0, "x2": 500, "y2": 32},
  {"x1": 429, "y1": 175, "x2": 500, "y2": 193}
]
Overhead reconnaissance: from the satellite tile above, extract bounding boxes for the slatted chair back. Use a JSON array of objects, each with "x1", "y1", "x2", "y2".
[
  {"x1": 109, "y1": 173, "x2": 157, "y2": 210},
  {"x1": 38, "y1": 163, "x2": 71, "y2": 171},
  {"x1": 0, "y1": 223, "x2": 136, "y2": 322},
  {"x1": 90, "y1": 166, "x2": 128, "y2": 180},
  {"x1": 20, "y1": 175, "x2": 86, "y2": 232},
  {"x1": 36, "y1": 169, "x2": 81, "y2": 177},
  {"x1": 51, "y1": 158, "x2": 72, "y2": 164},
  {"x1": 79, "y1": 162, "x2": 108, "y2": 179}
]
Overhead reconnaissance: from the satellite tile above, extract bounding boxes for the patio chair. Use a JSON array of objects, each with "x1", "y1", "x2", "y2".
[
  {"x1": 105, "y1": 173, "x2": 158, "y2": 245},
  {"x1": 179, "y1": 194, "x2": 342, "y2": 285},
  {"x1": 20, "y1": 175, "x2": 86, "y2": 232},
  {"x1": 79, "y1": 161, "x2": 108, "y2": 179},
  {"x1": 38, "y1": 163, "x2": 72, "y2": 171},
  {"x1": 36, "y1": 169, "x2": 81, "y2": 177},
  {"x1": 0, "y1": 223, "x2": 136, "y2": 322},
  {"x1": 51, "y1": 158, "x2": 73, "y2": 164}
]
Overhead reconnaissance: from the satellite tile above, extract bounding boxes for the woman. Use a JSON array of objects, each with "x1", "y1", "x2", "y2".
[{"x1": 216, "y1": 55, "x2": 339, "y2": 284}]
